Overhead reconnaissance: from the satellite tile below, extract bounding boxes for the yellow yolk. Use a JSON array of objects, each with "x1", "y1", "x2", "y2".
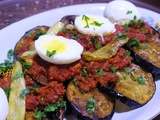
[{"x1": 41, "y1": 39, "x2": 67, "y2": 53}]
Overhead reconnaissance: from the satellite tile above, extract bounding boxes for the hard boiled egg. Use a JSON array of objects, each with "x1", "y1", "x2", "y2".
[
  {"x1": 0, "y1": 87, "x2": 8, "y2": 120},
  {"x1": 75, "y1": 14, "x2": 116, "y2": 36},
  {"x1": 35, "y1": 34, "x2": 83, "y2": 64},
  {"x1": 104, "y1": 0, "x2": 141, "y2": 24}
]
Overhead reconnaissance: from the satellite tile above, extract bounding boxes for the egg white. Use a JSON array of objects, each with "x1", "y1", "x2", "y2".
[
  {"x1": 35, "y1": 34, "x2": 83, "y2": 64},
  {"x1": 75, "y1": 14, "x2": 116, "y2": 36},
  {"x1": 0, "y1": 87, "x2": 8, "y2": 120},
  {"x1": 104, "y1": 0, "x2": 141, "y2": 24}
]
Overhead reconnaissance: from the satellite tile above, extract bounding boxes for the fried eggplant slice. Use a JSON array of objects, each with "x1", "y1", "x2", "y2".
[
  {"x1": 14, "y1": 26, "x2": 49, "y2": 59},
  {"x1": 82, "y1": 37, "x2": 129, "y2": 61},
  {"x1": 127, "y1": 35, "x2": 160, "y2": 74},
  {"x1": 67, "y1": 81, "x2": 115, "y2": 120},
  {"x1": 101, "y1": 64, "x2": 155, "y2": 108}
]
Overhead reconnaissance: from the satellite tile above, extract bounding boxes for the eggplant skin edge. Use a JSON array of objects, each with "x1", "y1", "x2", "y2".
[{"x1": 66, "y1": 81, "x2": 115, "y2": 120}]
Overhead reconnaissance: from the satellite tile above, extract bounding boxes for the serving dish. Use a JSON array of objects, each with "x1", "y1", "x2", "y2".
[{"x1": 0, "y1": 3, "x2": 159, "y2": 120}]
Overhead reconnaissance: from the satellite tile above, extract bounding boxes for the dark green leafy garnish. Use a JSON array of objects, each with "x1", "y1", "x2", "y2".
[
  {"x1": 130, "y1": 38, "x2": 140, "y2": 47},
  {"x1": 46, "y1": 50, "x2": 56, "y2": 57},
  {"x1": 11, "y1": 71, "x2": 23, "y2": 79},
  {"x1": 44, "y1": 101, "x2": 66, "y2": 112},
  {"x1": 18, "y1": 58, "x2": 31, "y2": 73},
  {"x1": 73, "y1": 77, "x2": 78, "y2": 87},
  {"x1": 0, "y1": 49, "x2": 14, "y2": 76},
  {"x1": 82, "y1": 15, "x2": 90, "y2": 28},
  {"x1": 124, "y1": 23, "x2": 129, "y2": 31},
  {"x1": 33, "y1": 109, "x2": 46, "y2": 119},
  {"x1": 126, "y1": 10, "x2": 132, "y2": 14},
  {"x1": 95, "y1": 44, "x2": 102, "y2": 49},
  {"x1": 118, "y1": 32, "x2": 126, "y2": 39},
  {"x1": 129, "y1": 16, "x2": 144, "y2": 26},
  {"x1": 110, "y1": 66, "x2": 116, "y2": 75},
  {"x1": 140, "y1": 28, "x2": 146, "y2": 33},
  {"x1": 125, "y1": 50, "x2": 131, "y2": 56},
  {"x1": 35, "y1": 31, "x2": 46, "y2": 39},
  {"x1": 90, "y1": 36, "x2": 99, "y2": 43},
  {"x1": 95, "y1": 69, "x2": 105, "y2": 76},
  {"x1": 68, "y1": 30, "x2": 78, "y2": 39},
  {"x1": 86, "y1": 96, "x2": 95, "y2": 114},
  {"x1": 3, "y1": 87, "x2": 11, "y2": 97},
  {"x1": 137, "y1": 76, "x2": 146, "y2": 84},
  {"x1": 81, "y1": 67, "x2": 87, "y2": 79},
  {"x1": 124, "y1": 67, "x2": 132, "y2": 73},
  {"x1": 20, "y1": 88, "x2": 30, "y2": 99},
  {"x1": 90, "y1": 21, "x2": 103, "y2": 27}
]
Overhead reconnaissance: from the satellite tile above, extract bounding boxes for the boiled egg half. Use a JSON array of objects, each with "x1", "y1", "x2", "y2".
[
  {"x1": 104, "y1": 0, "x2": 141, "y2": 24},
  {"x1": 75, "y1": 14, "x2": 116, "y2": 36},
  {"x1": 35, "y1": 34, "x2": 83, "y2": 64},
  {"x1": 0, "y1": 87, "x2": 8, "y2": 120}
]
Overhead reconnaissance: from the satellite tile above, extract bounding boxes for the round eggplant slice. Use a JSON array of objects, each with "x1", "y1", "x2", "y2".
[
  {"x1": 101, "y1": 64, "x2": 156, "y2": 109},
  {"x1": 66, "y1": 81, "x2": 115, "y2": 120},
  {"x1": 14, "y1": 26, "x2": 49, "y2": 59},
  {"x1": 126, "y1": 35, "x2": 160, "y2": 74}
]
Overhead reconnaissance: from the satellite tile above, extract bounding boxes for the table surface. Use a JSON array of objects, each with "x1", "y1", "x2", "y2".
[{"x1": 0, "y1": 0, "x2": 160, "y2": 120}]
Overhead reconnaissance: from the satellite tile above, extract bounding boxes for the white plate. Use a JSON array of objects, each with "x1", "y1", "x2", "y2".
[{"x1": 0, "y1": 3, "x2": 160, "y2": 120}]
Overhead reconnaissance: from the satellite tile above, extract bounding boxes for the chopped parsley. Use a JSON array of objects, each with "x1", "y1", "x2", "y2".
[
  {"x1": 68, "y1": 30, "x2": 78, "y2": 39},
  {"x1": 140, "y1": 28, "x2": 146, "y2": 33},
  {"x1": 90, "y1": 36, "x2": 99, "y2": 43},
  {"x1": 110, "y1": 66, "x2": 116, "y2": 75},
  {"x1": 126, "y1": 10, "x2": 132, "y2": 14},
  {"x1": 118, "y1": 32, "x2": 127, "y2": 39},
  {"x1": 129, "y1": 16, "x2": 144, "y2": 26},
  {"x1": 124, "y1": 23, "x2": 129, "y2": 31},
  {"x1": 11, "y1": 71, "x2": 23, "y2": 79},
  {"x1": 90, "y1": 21, "x2": 103, "y2": 27},
  {"x1": 35, "y1": 31, "x2": 46, "y2": 39},
  {"x1": 81, "y1": 67, "x2": 87, "y2": 79},
  {"x1": 46, "y1": 50, "x2": 56, "y2": 57},
  {"x1": 95, "y1": 43, "x2": 102, "y2": 49},
  {"x1": 130, "y1": 38, "x2": 140, "y2": 47},
  {"x1": 143, "y1": 43, "x2": 148, "y2": 50},
  {"x1": 0, "y1": 49, "x2": 14, "y2": 76},
  {"x1": 124, "y1": 67, "x2": 132, "y2": 73},
  {"x1": 95, "y1": 69, "x2": 105, "y2": 76},
  {"x1": 137, "y1": 76, "x2": 146, "y2": 84},
  {"x1": 20, "y1": 88, "x2": 30, "y2": 99},
  {"x1": 86, "y1": 96, "x2": 95, "y2": 114},
  {"x1": 44, "y1": 101, "x2": 66, "y2": 112},
  {"x1": 18, "y1": 58, "x2": 31, "y2": 73},
  {"x1": 73, "y1": 77, "x2": 78, "y2": 87},
  {"x1": 125, "y1": 50, "x2": 131, "y2": 56},
  {"x1": 33, "y1": 109, "x2": 46, "y2": 119},
  {"x1": 82, "y1": 15, "x2": 90, "y2": 28},
  {"x1": 61, "y1": 26, "x2": 66, "y2": 32},
  {"x1": 3, "y1": 87, "x2": 11, "y2": 97}
]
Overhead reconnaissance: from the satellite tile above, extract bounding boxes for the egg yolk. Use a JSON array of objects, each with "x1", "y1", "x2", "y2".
[{"x1": 41, "y1": 39, "x2": 67, "y2": 53}]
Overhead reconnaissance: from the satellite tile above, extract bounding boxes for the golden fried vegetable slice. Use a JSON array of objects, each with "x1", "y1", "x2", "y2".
[
  {"x1": 82, "y1": 37, "x2": 129, "y2": 61},
  {"x1": 47, "y1": 21, "x2": 65, "y2": 35},
  {"x1": 7, "y1": 61, "x2": 26, "y2": 120}
]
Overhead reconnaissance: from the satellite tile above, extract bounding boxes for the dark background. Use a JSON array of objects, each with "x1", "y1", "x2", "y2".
[{"x1": 0, "y1": 0, "x2": 159, "y2": 29}]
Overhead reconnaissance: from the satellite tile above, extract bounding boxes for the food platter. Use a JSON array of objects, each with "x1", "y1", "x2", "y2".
[{"x1": 0, "y1": 3, "x2": 159, "y2": 120}]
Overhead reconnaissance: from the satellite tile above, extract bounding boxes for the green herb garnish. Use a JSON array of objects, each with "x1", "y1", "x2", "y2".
[
  {"x1": 46, "y1": 50, "x2": 56, "y2": 57},
  {"x1": 11, "y1": 71, "x2": 23, "y2": 79},
  {"x1": 35, "y1": 31, "x2": 46, "y2": 39},
  {"x1": 90, "y1": 21, "x2": 103, "y2": 27},
  {"x1": 130, "y1": 38, "x2": 140, "y2": 47},
  {"x1": 118, "y1": 32, "x2": 126, "y2": 39},
  {"x1": 90, "y1": 36, "x2": 99, "y2": 43},
  {"x1": 3, "y1": 87, "x2": 11, "y2": 97},
  {"x1": 33, "y1": 109, "x2": 46, "y2": 119},
  {"x1": 143, "y1": 43, "x2": 148, "y2": 50},
  {"x1": 110, "y1": 66, "x2": 116, "y2": 75},
  {"x1": 20, "y1": 88, "x2": 30, "y2": 99},
  {"x1": 82, "y1": 15, "x2": 90, "y2": 28},
  {"x1": 124, "y1": 23, "x2": 129, "y2": 31},
  {"x1": 125, "y1": 50, "x2": 131, "y2": 56},
  {"x1": 81, "y1": 67, "x2": 87, "y2": 79},
  {"x1": 95, "y1": 44, "x2": 102, "y2": 49},
  {"x1": 124, "y1": 67, "x2": 132, "y2": 73},
  {"x1": 95, "y1": 69, "x2": 105, "y2": 76},
  {"x1": 137, "y1": 76, "x2": 146, "y2": 84},
  {"x1": 126, "y1": 10, "x2": 132, "y2": 14},
  {"x1": 86, "y1": 96, "x2": 95, "y2": 114},
  {"x1": 73, "y1": 77, "x2": 78, "y2": 87},
  {"x1": 44, "y1": 101, "x2": 66, "y2": 112}
]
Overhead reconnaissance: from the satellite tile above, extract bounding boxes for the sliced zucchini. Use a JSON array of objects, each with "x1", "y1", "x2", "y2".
[
  {"x1": 101, "y1": 63, "x2": 156, "y2": 108},
  {"x1": 67, "y1": 81, "x2": 115, "y2": 120},
  {"x1": 7, "y1": 61, "x2": 26, "y2": 120}
]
